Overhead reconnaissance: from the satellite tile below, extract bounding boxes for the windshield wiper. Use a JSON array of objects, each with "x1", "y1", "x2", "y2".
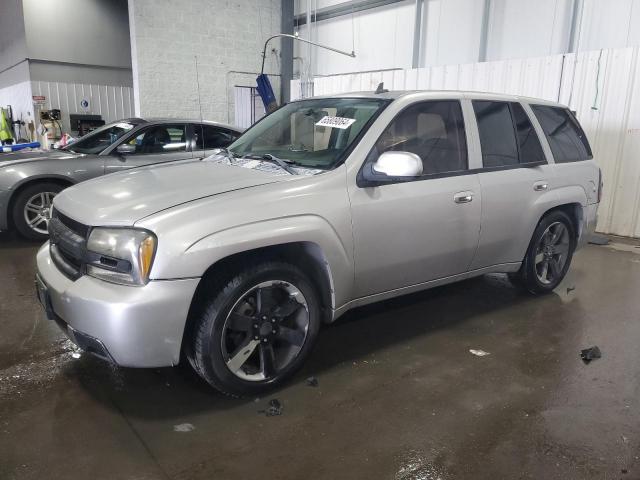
[
  {"x1": 242, "y1": 154, "x2": 299, "y2": 175},
  {"x1": 218, "y1": 147, "x2": 237, "y2": 163}
]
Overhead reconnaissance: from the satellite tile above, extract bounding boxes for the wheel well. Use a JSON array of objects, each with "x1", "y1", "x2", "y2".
[
  {"x1": 181, "y1": 242, "x2": 335, "y2": 359},
  {"x1": 6, "y1": 178, "x2": 73, "y2": 228},
  {"x1": 544, "y1": 203, "x2": 582, "y2": 239}
]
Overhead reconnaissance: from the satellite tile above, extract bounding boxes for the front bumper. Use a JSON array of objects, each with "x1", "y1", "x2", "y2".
[{"x1": 36, "y1": 243, "x2": 200, "y2": 367}]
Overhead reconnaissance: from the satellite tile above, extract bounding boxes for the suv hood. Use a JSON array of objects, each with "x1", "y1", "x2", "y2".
[
  {"x1": 0, "y1": 149, "x2": 84, "y2": 167},
  {"x1": 53, "y1": 159, "x2": 288, "y2": 226}
]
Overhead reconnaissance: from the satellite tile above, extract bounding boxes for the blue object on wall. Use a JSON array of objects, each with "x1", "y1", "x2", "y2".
[{"x1": 256, "y1": 74, "x2": 278, "y2": 113}]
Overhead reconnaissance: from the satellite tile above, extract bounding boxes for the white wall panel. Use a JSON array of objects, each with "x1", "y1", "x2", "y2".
[
  {"x1": 292, "y1": 46, "x2": 640, "y2": 238},
  {"x1": 295, "y1": 0, "x2": 640, "y2": 76},
  {"x1": 30, "y1": 81, "x2": 134, "y2": 134}
]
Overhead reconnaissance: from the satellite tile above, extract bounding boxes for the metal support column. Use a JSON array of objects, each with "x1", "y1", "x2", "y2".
[
  {"x1": 478, "y1": 0, "x2": 492, "y2": 62},
  {"x1": 411, "y1": 0, "x2": 424, "y2": 69},
  {"x1": 280, "y1": 0, "x2": 294, "y2": 104},
  {"x1": 567, "y1": 0, "x2": 583, "y2": 53}
]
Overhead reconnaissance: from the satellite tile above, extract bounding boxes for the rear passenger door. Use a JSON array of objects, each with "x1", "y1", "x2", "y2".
[
  {"x1": 349, "y1": 100, "x2": 482, "y2": 297},
  {"x1": 469, "y1": 100, "x2": 557, "y2": 270},
  {"x1": 192, "y1": 125, "x2": 241, "y2": 159}
]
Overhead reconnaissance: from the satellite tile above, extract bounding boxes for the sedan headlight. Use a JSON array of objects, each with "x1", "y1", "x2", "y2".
[{"x1": 86, "y1": 228, "x2": 157, "y2": 286}]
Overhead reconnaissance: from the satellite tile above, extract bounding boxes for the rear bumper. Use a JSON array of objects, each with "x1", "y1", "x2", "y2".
[
  {"x1": 577, "y1": 203, "x2": 599, "y2": 249},
  {"x1": 36, "y1": 242, "x2": 200, "y2": 367}
]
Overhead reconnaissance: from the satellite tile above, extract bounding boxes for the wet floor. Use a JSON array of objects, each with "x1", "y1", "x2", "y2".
[{"x1": 1, "y1": 232, "x2": 640, "y2": 480}]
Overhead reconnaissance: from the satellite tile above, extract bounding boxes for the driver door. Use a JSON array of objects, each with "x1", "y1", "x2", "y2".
[
  {"x1": 348, "y1": 100, "x2": 481, "y2": 298},
  {"x1": 104, "y1": 123, "x2": 193, "y2": 173}
]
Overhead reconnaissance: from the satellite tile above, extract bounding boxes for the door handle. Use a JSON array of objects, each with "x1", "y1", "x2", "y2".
[
  {"x1": 454, "y1": 191, "x2": 474, "y2": 204},
  {"x1": 533, "y1": 182, "x2": 549, "y2": 191}
]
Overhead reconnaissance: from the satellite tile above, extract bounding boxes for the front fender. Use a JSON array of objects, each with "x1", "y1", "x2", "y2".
[{"x1": 150, "y1": 215, "x2": 354, "y2": 309}]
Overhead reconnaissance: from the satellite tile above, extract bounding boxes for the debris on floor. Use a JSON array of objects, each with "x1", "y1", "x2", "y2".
[
  {"x1": 173, "y1": 423, "x2": 195, "y2": 432},
  {"x1": 306, "y1": 376, "x2": 319, "y2": 387},
  {"x1": 566, "y1": 286, "x2": 576, "y2": 294},
  {"x1": 588, "y1": 234, "x2": 610, "y2": 245},
  {"x1": 71, "y1": 352, "x2": 81, "y2": 359},
  {"x1": 580, "y1": 346, "x2": 602, "y2": 364},
  {"x1": 259, "y1": 399, "x2": 283, "y2": 417},
  {"x1": 469, "y1": 349, "x2": 491, "y2": 357}
]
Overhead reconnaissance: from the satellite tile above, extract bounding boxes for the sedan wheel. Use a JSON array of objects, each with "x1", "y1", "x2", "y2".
[
  {"x1": 12, "y1": 182, "x2": 65, "y2": 240},
  {"x1": 23, "y1": 191, "x2": 56, "y2": 236}
]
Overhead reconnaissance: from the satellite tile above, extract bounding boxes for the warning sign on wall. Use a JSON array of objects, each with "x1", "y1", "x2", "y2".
[{"x1": 32, "y1": 96, "x2": 46, "y2": 105}]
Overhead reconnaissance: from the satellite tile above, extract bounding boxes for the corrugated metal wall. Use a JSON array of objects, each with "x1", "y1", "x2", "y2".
[
  {"x1": 30, "y1": 81, "x2": 135, "y2": 134},
  {"x1": 291, "y1": 46, "x2": 640, "y2": 238}
]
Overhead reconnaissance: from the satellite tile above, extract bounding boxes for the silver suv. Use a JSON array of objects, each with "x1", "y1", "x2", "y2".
[{"x1": 35, "y1": 91, "x2": 601, "y2": 396}]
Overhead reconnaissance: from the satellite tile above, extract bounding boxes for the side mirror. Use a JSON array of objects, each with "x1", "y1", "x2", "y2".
[
  {"x1": 372, "y1": 151, "x2": 423, "y2": 177},
  {"x1": 116, "y1": 143, "x2": 136, "y2": 155},
  {"x1": 359, "y1": 151, "x2": 423, "y2": 187}
]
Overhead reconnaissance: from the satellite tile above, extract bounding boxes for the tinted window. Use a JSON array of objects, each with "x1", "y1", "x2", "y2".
[
  {"x1": 124, "y1": 124, "x2": 187, "y2": 154},
  {"x1": 66, "y1": 121, "x2": 135, "y2": 154},
  {"x1": 195, "y1": 125, "x2": 238, "y2": 150},
  {"x1": 531, "y1": 105, "x2": 592, "y2": 163},
  {"x1": 511, "y1": 103, "x2": 546, "y2": 164},
  {"x1": 371, "y1": 100, "x2": 468, "y2": 175},
  {"x1": 473, "y1": 101, "x2": 518, "y2": 167}
]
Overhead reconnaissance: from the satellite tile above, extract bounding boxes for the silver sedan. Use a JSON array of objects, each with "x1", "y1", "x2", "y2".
[{"x1": 0, "y1": 118, "x2": 241, "y2": 239}]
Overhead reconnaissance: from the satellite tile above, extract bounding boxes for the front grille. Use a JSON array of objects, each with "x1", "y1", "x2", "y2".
[
  {"x1": 54, "y1": 208, "x2": 89, "y2": 237},
  {"x1": 49, "y1": 209, "x2": 89, "y2": 280}
]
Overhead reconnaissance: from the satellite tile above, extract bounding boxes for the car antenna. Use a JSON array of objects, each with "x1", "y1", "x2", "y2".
[
  {"x1": 375, "y1": 82, "x2": 388, "y2": 94},
  {"x1": 194, "y1": 55, "x2": 206, "y2": 158}
]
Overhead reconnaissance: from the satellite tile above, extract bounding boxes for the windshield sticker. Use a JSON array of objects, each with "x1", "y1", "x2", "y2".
[{"x1": 315, "y1": 116, "x2": 356, "y2": 129}]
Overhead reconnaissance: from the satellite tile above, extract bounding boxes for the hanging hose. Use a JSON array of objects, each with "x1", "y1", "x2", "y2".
[{"x1": 591, "y1": 49, "x2": 603, "y2": 110}]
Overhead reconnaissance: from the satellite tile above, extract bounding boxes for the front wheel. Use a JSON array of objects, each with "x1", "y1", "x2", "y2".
[
  {"x1": 510, "y1": 211, "x2": 576, "y2": 294},
  {"x1": 12, "y1": 182, "x2": 65, "y2": 241},
  {"x1": 188, "y1": 261, "x2": 321, "y2": 397}
]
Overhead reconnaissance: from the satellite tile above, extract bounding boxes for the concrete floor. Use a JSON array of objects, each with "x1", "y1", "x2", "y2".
[{"x1": 1, "y1": 233, "x2": 640, "y2": 480}]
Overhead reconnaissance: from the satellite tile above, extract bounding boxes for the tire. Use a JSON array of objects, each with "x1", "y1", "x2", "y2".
[
  {"x1": 510, "y1": 210, "x2": 576, "y2": 294},
  {"x1": 188, "y1": 261, "x2": 321, "y2": 397},
  {"x1": 12, "y1": 182, "x2": 65, "y2": 241}
]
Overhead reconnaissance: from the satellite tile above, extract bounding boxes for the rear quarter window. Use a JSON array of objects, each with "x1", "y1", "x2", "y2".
[{"x1": 531, "y1": 105, "x2": 592, "y2": 163}]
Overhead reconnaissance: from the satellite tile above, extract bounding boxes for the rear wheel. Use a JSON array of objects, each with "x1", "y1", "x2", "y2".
[
  {"x1": 12, "y1": 182, "x2": 65, "y2": 241},
  {"x1": 510, "y1": 211, "x2": 576, "y2": 294},
  {"x1": 188, "y1": 261, "x2": 321, "y2": 397}
]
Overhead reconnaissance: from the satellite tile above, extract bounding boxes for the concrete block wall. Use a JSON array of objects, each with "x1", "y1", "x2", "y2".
[{"x1": 129, "y1": 0, "x2": 282, "y2": 125}]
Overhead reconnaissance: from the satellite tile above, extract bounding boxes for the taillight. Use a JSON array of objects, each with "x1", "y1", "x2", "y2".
[{"x1": 597, "y1": 168, "x2": 603, "y2": 203}]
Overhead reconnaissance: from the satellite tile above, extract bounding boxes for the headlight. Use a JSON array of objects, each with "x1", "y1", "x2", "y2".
[{"x1": 86, "y1": 228, "x2": 157, "y2": 286}]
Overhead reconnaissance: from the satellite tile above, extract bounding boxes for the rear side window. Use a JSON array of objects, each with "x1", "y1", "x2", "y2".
[
  {"x1": 511, "y1": 103, "x2": 546, "y2": 163},
  {"x1": 473, "y1": 101, "x2": 518, "y2": 167},
  {"x1": 531, "y1": 105, "x2": 592, "y2": 163},
  {"x1": 195, "y1": 125, "x2": 238, "y2": 150},
  {"x1": 372, "y1": 100, "x2": 468, "y2": 175}
]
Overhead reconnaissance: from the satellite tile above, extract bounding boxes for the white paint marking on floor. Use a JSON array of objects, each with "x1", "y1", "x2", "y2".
[
  {"x1": 173, "y1": 423, "x2": 195, "y2": 432},
  {"x1": 469, "y1": 349, "x2": 491, "y2": 357}
]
